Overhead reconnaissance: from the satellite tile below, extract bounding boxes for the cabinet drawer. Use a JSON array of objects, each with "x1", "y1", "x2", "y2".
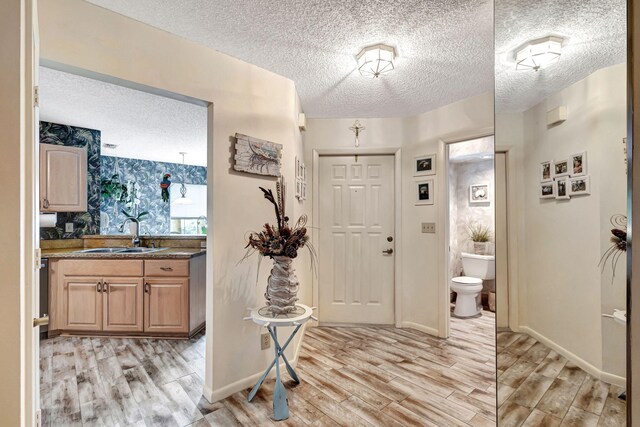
[
  {"x1": 145, "y1": 260, "x2": 189, "y2": 277},
  {"x1": 60, "y1": 259, "x2": 143, "y2": 277}
]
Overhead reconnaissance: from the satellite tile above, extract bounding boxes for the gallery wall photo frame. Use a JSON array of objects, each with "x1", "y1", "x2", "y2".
[
  {"x1": 552, "y1": 158, "x2": 570, "y2": 179},
  {"x1": 569, "y1": 175, "x2": 591, "y2": 196},
  {"x1": 569, "y1": 151, "x2": 587, "y2": 176},
  {"x1": 414, "y1": 154, "x2": 436, "y2": 177},
  {"x1": 540, "y1": 160, "x2": 553, "y2": 182},
  {"x1": 469, "y1": 183, "x2": 490, "y2": 205},
  {"x1": 540, "y1": 182, "x2": 555, "y2": 199},
  {"x1": 415, "y1": 179, "x2": 434, "y2": 205},
  {"x1": 554, "y1": 177, "x2": 570, "y2": 200}
]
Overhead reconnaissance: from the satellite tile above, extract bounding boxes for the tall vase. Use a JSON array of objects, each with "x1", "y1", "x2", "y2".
[{"x1": 265, "y1": 256, "x2": 299, "y2": 315}]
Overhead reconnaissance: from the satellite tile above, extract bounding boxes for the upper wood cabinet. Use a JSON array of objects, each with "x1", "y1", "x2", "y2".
[{"x1": 39, "y1": 143, "x2": 87, "y2": 212}]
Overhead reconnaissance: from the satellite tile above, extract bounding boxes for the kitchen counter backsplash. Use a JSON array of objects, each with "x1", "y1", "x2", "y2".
[{"x1": 100, "y1": 155, "x2": 207, "y2": 235}]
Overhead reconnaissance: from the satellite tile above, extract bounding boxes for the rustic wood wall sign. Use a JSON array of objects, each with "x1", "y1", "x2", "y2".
[{"x1": 234, "y1": 133, "x2": 283, "y2": 177}]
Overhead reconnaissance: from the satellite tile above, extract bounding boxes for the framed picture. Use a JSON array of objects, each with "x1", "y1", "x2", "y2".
[
  {"x1": 553, "y1": 158, "x2": 570, "y2": 179},
  {"x1": 414, "y1": 154, "x2": 436, "y2": 177},
  {"x1": 569, "y1": 151, "x2": 587, "y2": 176},
  {"x1": 540, "y1": 182, "x2": 555, "y2": 199},
  {"x1": 234, "y1": 133, "x2": 282, "y2": 177},
  {"x1": 415, "y1": 179, "x2": 434, "y2": 205},
  {"x1": 555, "y1": 177, "x2": 570, "y2": 200},
  {"x1": 569, "y1": 175, "x2": 591, "y2": 196},
  {"x1": 540, "y1": 160, "x2": 553, "y2": 182},
  {"x1": 469, "y1": 183, "x2": 489, "y2": 204}
]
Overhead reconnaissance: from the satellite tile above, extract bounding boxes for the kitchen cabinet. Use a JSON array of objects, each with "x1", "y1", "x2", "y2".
[
  {"x1": 49, "y1": 256, "x2": 205, "y2": 337},
  {"x1": 39, "y1": 143, "x2": 87, "y2": 212}
]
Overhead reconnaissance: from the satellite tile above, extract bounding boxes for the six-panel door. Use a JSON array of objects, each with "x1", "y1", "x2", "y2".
[
  {"x1": 102, "y1": 277, "x2": 144, "y2": 332},
  {"x1": 144, "y1": 278, "x2": 189, "y2": 333},
  {"x1": 63, "y1": 276, "x2": 102, "y2": 331}
]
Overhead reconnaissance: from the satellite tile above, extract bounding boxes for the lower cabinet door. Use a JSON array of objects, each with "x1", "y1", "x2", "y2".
[
  {"x1": 103, "y1": 277, "x2": 144, "y2": 332},
  {"x1": 144, "y1": 278, "x2": 189, "y2": 333},
  {"x1": 63, "y1": 276, "x2": 102, "y2": 331}
]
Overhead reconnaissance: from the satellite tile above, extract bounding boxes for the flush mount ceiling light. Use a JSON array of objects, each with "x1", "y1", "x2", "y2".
[
  {"x1": 515, "y1": 36, "x2": 564, "y2": 71},
  {"x1": 356, "y1": 44, "x2": 396, "y2": 78}
]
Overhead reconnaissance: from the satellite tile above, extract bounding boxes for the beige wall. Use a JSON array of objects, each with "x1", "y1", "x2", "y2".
[
  {"x1": 39, "y1": 0, "x2": 310, "y2": 401},
  {"x1": 305, "y1": 92, "x2": 494, "y2": 335},
  {"x1": 507, "y1": 64, "x2": 627, "y2": 383}
]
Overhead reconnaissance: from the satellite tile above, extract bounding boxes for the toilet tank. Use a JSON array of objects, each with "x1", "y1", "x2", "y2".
[{"x1": 461, "y1": 252, "x2": 495, "y2": 280}]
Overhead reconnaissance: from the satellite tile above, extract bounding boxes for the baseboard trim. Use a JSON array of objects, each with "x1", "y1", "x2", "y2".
[
  {"x1": 520, "y1": 326, "x2": 626, "y2": 388},
  {"x1": 401, "y1": 321, "x2": 440, "y2": 338},
  {"x1": 207, "y1": 325, "x2": 306, "y2": 403}
]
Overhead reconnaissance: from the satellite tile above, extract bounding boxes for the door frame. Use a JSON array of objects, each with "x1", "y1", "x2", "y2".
[
  {"x1": 437, "y1": 129, "x2": 494, "y2": 339},
  {"x1": 312, "y1": 148, "x2": 402, "y2": 327}
]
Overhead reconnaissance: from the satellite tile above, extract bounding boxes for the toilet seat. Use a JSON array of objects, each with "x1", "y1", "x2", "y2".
[{"x1": 452, "y1": 276, "x2": 482, "y2": 286}]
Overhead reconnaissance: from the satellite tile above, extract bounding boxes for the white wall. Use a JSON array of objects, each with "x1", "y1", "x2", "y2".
[
  {"x1": 39, "y1": 0, "x2": 311, "y2": 402},
  {"x1": 305, "y1": 92, "x2": 494, "y2": 335},
  {"x1": 509, "y1": 64, "x2": 627, "y2": 381}
]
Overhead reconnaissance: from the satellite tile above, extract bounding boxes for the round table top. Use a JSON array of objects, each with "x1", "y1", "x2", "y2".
[{"x1": 249, "y1": 304, "x2": 314, "y2": 327}]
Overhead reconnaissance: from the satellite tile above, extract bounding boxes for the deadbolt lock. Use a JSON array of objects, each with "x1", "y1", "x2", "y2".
[{"x1": 387, "y1": 236, "x2": 393, "y2": 242}]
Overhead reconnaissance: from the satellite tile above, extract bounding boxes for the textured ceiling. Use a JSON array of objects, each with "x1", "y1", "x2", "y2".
[
  {"x1": 496, "y1": 0, "x2": 626, "y2": 112},
  {"x1": 85, "y1": 0, "x2": 494, "y2": 118},
  {"x1": 39, "y1": 67, "x2": 208, "y2": 166}
]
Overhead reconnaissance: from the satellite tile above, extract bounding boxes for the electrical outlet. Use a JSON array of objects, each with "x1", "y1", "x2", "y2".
[
  {"x1": 260, "y1": 333, "x2": 271, "y2": 350},
  {"x1": 421, "y1": 222, "x2": 436, "y2": 233},
  {"x1": 65, "y1": 223, "x2": 74, "y2": 233}
]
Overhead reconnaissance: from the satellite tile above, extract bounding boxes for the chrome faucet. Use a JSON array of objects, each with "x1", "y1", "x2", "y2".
[{"x1": 120, "y1": 217, "x2": 141, "y2": 247}]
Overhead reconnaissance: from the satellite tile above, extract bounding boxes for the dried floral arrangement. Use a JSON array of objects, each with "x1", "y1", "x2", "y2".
[
  {"x1": 599, "y1": 214, "x2": 627, "y2": 282},
  {"x1": 244, "y1": 177, "x2": 316, "y2": 262}
]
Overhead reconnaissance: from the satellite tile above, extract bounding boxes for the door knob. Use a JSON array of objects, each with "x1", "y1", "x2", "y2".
[
  {"x1": 33, "y1": 315, "x2": 49, "y2": 327},
  {"x1": 382, "y1": 248, "x2": 394, "y2": 255}
]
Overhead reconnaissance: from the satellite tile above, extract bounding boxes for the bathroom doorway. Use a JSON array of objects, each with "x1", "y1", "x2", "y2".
[
  {"x1": 445, "y1": 136, "x2": 496, "y2": 332},
  {"x1": 495, "y1": 151, "x2": 509, "y2": 330}
]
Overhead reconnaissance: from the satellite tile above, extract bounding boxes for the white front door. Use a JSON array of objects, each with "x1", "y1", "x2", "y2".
[{"x1": 318, "y1": 155, "x2": 395, "y2": 324}]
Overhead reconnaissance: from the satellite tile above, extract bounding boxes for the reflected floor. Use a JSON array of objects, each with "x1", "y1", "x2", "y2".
[{"x1": 497, "y1": 331, "x2": 626, "y2": 426}]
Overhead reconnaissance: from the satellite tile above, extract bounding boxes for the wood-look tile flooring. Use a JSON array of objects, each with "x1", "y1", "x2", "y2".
[
  {"x1": 41, "y1": 312, "x2": 496, "y2": 426},
  {"x1": 497, "y1": 331, "x2": 627, "y2": 427}
]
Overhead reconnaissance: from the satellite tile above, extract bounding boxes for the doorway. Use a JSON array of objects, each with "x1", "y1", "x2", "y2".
[{"x1": 317, "y1": 154, "x2": 396, "y2": 325}]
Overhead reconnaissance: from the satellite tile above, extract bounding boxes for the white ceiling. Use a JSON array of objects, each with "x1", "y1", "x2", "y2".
[
  {"x1": 496, "y1": 0, "x2": 626, "y2": 112},
  {"x1": 39, "y1": 67, "x2": 208, "y2": 166},
  {"x1": 85, "y1": 0, "x2": 494, "y2": 118}
]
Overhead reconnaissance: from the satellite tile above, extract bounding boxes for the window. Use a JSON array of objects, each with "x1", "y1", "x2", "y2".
[{"x1": 170, "y1": 184, "x2": 207, "y2": 234}]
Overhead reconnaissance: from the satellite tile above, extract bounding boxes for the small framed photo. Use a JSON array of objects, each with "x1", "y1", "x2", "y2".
[
  {"x1": 553, "y1": 159, "x2": 570, "y2": 178},
  {"x1": 540, "y1": 160, "x2": 553, "y2": 182},
  {"x1": 569, "y1": 175, "x2": 591, "y2": 196},
  {"x1": 414, "y1": 154, "x2": 436, "y2": 177},
  {"x1": 415, "y1": 179, "x2": 434, "y2": 205},
  {"x1": 540, "y1": 182, "x2": 555, "y2": 199},
  {"x1": 570, "y1": 152, "x2": 587, "y2": 176},
  {"x1": 469, "y1": 183, "x2": 489, "y2": 204},
  {"x1": 555, "y1": 177, "x2": 570, "y2": 200}
]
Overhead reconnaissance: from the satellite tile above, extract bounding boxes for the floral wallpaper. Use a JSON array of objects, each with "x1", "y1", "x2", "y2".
[
  {"x1": 100, "y1": 156, "x2": 207, "y2": 235},
  {"x1": 39, "y1": 122, "x2": 101, "y2": 240}
]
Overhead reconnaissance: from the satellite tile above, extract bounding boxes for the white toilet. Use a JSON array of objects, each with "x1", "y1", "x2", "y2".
[{"x1": 451, "y1": 252, "x2": 495, "y2": 318}]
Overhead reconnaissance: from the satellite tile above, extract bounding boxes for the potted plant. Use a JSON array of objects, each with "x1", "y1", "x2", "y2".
[
  {"x1": 467, "y1": 222, "x2": 493, "y2": 255},
  {"x1": 243, "y1": 177, "x2": 316, "y2": 315},
  {"x1": 120, "y1": 181, "x2": 148, "y2": 234}
]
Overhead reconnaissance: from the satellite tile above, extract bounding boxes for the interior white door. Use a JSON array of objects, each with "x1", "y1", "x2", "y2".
[
  {"x1": 495, "y1": 152, "x2": 510, "y2": 329},
  {"x1": 318, "y1": 155, "x2": 395, "y2": 324}
]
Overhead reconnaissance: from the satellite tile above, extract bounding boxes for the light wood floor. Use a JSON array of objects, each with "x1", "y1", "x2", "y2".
[
  {"x1": 497, "y1": 331, "x2": 627, "y2": 427},
  {"x1": 40, "y1": 312, "x2": 496, "y2": 426}
]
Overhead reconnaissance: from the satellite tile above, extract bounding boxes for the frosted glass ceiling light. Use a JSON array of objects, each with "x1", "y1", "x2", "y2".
[
  {"x1": 515, "y1": 36, "x2": 563, "y2": 71},
  {"x1": 357, "y1": 44, "x2": 396, "y2": 78}
]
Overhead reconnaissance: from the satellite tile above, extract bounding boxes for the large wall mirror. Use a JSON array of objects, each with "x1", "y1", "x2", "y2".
[{"x1": 495, "y1": 0, "x2": 628, "y2": 424}]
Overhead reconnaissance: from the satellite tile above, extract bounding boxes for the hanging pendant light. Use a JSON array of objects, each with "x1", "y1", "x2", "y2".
[{"x1": 174, "y1": 152, "x2": 193, "y2": 205}]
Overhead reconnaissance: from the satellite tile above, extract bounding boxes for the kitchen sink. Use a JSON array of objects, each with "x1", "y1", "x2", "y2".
[
  {"x1": 76, "y1": 247, "x2": 167, "y2": 254},
  {"x1": 77, "y1": 248, "x2": 127, "y2": 253},
  {"x1": 119, "y1": 247, "x2": 167, "y2": 253}
]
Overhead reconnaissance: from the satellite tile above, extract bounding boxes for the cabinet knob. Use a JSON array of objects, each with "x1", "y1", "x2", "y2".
[
  {"x1": 104, "y1": 282, "x2": 109, "y2": 293},
  {"x1": 42, "y1": 198, "x2": 50, "y2": 209},
  {"x1": 160, "y1": 267, "x2": 173, "y2": 271},
  {"x1": 144, "y1": 282, "x2": 150, "y2": 293},
  {"x1": 96, "y1": 281, "x2": 102, "y2": 292}
]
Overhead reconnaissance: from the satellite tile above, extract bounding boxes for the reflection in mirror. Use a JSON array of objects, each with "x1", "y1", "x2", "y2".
[
  {"x1": 495, "y1": 0, "x2": 628, "y2": 424},
  {"x1": 38, "y1": 67, "x2": 207, "y2": 238}
]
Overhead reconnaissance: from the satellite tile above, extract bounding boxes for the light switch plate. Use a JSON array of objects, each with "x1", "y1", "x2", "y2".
[
  {"x1": 422, "y1": 222, "x2": 436, "y2": 233},
  {"x1": 65, "y1": 223, "x2": 74, "y2": 233}
]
